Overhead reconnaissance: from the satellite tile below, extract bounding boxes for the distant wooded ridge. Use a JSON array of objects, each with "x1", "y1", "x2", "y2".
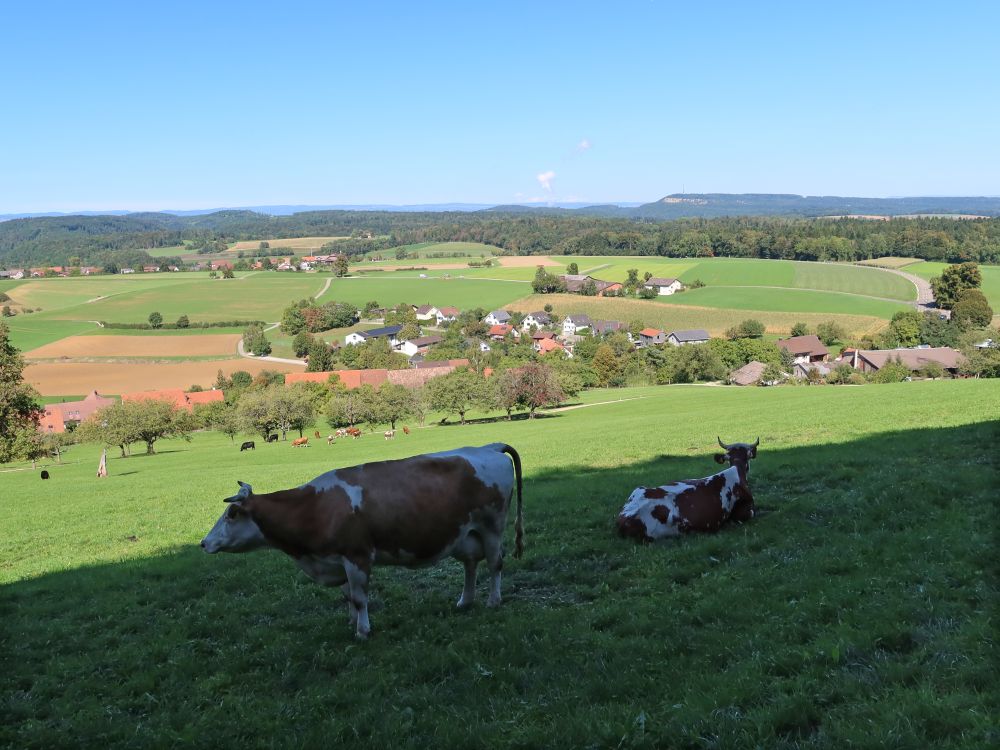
[
  {"x1": 2, "y1": 197, "x2": 999, "y2": 268},
  {"x1": 5, "y1": 193, "x2": 1000, "y2": 221}
]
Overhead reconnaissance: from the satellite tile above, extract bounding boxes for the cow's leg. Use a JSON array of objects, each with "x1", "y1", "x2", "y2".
[
  {"x1": 341, "y1": 582, "x2": 357, "y2": 627},
  {"x1": 483, "y1": 531, "x2": 504, "y2": 608},
  {"x1": 457, "y1": 559, "x2": 478, "y2": 609},
  {"x1": 344, "y1": 558, "x2": 372, "y2": 639}
]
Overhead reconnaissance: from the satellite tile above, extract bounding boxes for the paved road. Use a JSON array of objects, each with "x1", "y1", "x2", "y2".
[
  {"x1": 236, "y1": 322, "x2": 306, "y2": 365},
  {"x1": 861, "y1": 265, "x2": 939, "y2": 313}
]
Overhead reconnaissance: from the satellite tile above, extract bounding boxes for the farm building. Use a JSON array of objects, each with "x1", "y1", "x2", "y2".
[
  {"x1": 667, "y1": 329, "x2": 710, "y2": 346},
  {"x1": 40, "y1": 390, "x2": 117, "y2": 433},
  {"x1": 591, "y1": 320, "x2": 625, "y2": 335},
  {"x1": 847, "y1": 347, "x2": 965, "y2": 375},
  {"x1": 729, "y1": 361, "x2": 766, "y2": 386},
  {"x1": 777, "y1": 334, "x2": 829, "y2": 363},
  {"x1": 488, "y1": 324, "x2": 519, "y2": 340},
  {"x1": 534, "y1": 338, "x2": 568, "y2": 357},
  {"x1": 794, "y1": 361, "x2": 833, "y2": 379},
  {"x1": 561, "y1": 274, "x2": 624, "y2": 296},
  {"x1": 642, "y1": 277, "x2": 684, "y2": 295}
]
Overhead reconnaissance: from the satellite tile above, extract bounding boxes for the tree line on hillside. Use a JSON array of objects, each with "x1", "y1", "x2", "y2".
[{"x1": 3, "y1": 208, "x2": 1000, "y2": 267}]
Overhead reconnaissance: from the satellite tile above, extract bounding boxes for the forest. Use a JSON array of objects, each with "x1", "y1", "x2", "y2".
[{"x1": 1, "y1": 209, "x2": 999, "y2": 269}]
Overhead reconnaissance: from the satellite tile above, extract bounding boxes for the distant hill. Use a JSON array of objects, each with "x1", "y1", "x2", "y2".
[{"x1": 630, "y1": 194, "x2": 1000, "y2": 218}]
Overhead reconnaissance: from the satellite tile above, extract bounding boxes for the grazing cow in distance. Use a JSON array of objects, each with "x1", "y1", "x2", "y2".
[
  {"x1": 240, "y1": 441, "x2": 255, "y2": 452},
  {"x1": 618, "y1": 437, "x2": 759, "y2": 542},
  {"x1": 335, "y1": 428, "x2": 348, "y2": 439},
  {"x1": 327, "y1": 434, "x2": 336, "y2": 445},
  {"x1": 384, "y1": 430, "x2": 395, "y2": 440},
  {"x1": 314, "y1": 430, "x2": 321, "y2": 439},
  {"x1": 402, "y1": 426, "x2": 410, "y2": 435},
  {"x1": 292, "y1": 437, "x2": 309, "y2": 447},
  {"x1": 265, "y1": 434, "x2": 278, "y2": 443},
  {"x1": 347, "y1": 427, "x2": 362, "y2": 439},
  {"x1": 202, "y1": 443, "x2": 524, "y2": 640},
  {"x1": 40, "y1": 470, "x2": 49, "y2": 480}
]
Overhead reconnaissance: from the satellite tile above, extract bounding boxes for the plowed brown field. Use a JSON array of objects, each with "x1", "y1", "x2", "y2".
[
  {"x1": 25, "y1": 358, "x2": 305, "y2": 395},
  {"x1": 25, "y1": 334, "x2": 240, "y2": 359}
]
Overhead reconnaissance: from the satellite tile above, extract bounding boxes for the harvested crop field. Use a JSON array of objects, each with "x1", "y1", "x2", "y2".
[
  {"x1": 25, "y1": 334, "x2": 240, "y2": 359},
  {"x1": 24, "y1": 358, "x2": 304, "y2": 395},
  {"x1": 229, "y1": 237, "x2": 347, "y2": 252}
]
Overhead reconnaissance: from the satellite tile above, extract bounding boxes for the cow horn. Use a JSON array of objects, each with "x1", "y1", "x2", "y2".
[
  {"x1": 718, "y1": 436, "x2": 731, "y2": 450},
  {"x1": 753, "y1": 436, "x2": 760, "y2": 448}
]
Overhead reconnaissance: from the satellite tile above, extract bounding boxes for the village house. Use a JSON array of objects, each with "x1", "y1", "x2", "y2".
[
  {"x1": 7, "y1": 269, "x2": 25, "y2": 279},
  {"x1": 413, "y1": 304, "x2": 439, "y2": 322},
  {"x1": 562, "y1": 314, "x2": 593, "y2": 336},
  {"x1": 777, "y1": 334, "x2": 829, "y2": 364},
  {"x1": 638, "y1": 328, "x2": 666, "y2": 347},
  {"x1": 729, "y1": 361, "x2": 767, "y2": 386},
  {"x1": 794, "y1": 361, "x2": 833, "y2": 379},
  {"x1": 483, "y1": 310, "x2": 511, "y2": 326},
  {"x1": 397, "y1": 334, "x2": 445, "y2": 358},
  {"x1": 210, "y1": 260, "x2": 234, "y2": 271},
  {"x1": 435, "y1": 306, "x2": 460, "y2": 325},
  {"x1": 521, "y1": 311, "x2": 552, "y2": 330},
  {"x1": 534, "y1": 337, "x2": 568, "y2": 357},
  {"x1": 667, "y1": 329, "x2": 710, "y2": 346},
  {"x1": 344, "y1": 325, "x2": 403, "y2": 347},
  {"x1": 120, "y1": 267, "x2": 135, "y2": 274},
  {"x1": 643, "y1": 277, "x2": 684, "y2": 295},
  {"x1": 81, "y1": 266, "x2": 100, "y2": 275},
  {"x1": 846, "y1": 347, "x2": 965, "y2": 376},
  {"x1": 488, "y1": 324, "x2": 519, "y2": 341},
  {"x1": 561, "y1": 274, "x2": 624, "y2": 296},
  {"x1": 40, "y1": 391, "x2": 117, "y2": 433},
  {"x1": 142, "y1": 266, "x2": 159, "y2": 273}
]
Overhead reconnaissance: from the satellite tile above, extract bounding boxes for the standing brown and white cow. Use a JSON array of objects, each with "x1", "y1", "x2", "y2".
[
  {"x1": 201, "y1": 443, "x2": 524, "y2": 639},
  {"x1": 617, "y1": 438, "x2": 759, "y2": 541}
]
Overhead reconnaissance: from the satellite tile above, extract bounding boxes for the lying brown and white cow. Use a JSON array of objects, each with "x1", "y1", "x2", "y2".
[
  {"x1": 201, "y1": 442, "x2": 524, "y2": 639},
  {"x1": 617, "y1": 437, "x2": 759, "y2": 541}
]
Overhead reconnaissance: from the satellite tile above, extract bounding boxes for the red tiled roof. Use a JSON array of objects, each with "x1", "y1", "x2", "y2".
[
  {"x1": 536, "y1": 338, "x2": 565, "y2": 353},
  {"x1": 640, "y1": 328, "x2": 663, "y2": 337}
]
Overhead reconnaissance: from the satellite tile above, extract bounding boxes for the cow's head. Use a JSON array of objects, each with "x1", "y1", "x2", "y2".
[
  {"x1": 714, "y1": 437, "x2": 760, "y2": 472},
  {"x1": 200, "y1": 481, "x2": 269, "y2": 554}
]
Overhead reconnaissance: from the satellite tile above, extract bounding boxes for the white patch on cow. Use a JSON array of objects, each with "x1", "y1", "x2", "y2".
[
  {"x1": 343, "y1": 559, "x2": 371, "y2": 639},
  {"x1": 308, "y1": 471, "x2": 365, "y2": 510},
  {"x1": 717, "y1": 467, "x2": 740, "y2": 512},
  {"x1": 201, "y1": 506, "x2": 269, "y2": 553}
]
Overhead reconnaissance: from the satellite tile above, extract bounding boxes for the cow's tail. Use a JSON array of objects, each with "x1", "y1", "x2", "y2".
[{"x1": 498, "y1": 444, "x2": 524, "y2": 558}]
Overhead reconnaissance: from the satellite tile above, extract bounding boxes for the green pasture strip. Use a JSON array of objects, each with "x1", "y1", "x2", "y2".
[
  {"x1": 662, "y1": 286, "x2": 909, "y2": 317},
  {"x1": 323, "y1": 275, "x2": 532, "y2": 311},
  {"x1": 4, "y1": 319, "x2": 96, "y2": 352},
  {"x1": 77, "y1": 326, "x2": 247, "y2": 336},
  {"x1": 907, "y1": 261, "x2": 1000, "y2": 308},
  {"x1": 545, "y1": 256, "x2": 916, "y2": 300},
  {"x1": 1, "y1": 380, "x2": 997, "y2": 747},
  {"x1": 143, "y1": 245, "x2": 188, "y2": 258},
  {"x1": 50, "y1": 274, "x2": 318, "y2": 324},
  {"x1": 0, "y1": 279, "x2": 25, "y2": 294},
  {"x1": 362, "y1": 241, "x2": 499, "y2": 260},
  {"x1": 506, "y1": 293, "x2": 888, "y2": 338}
]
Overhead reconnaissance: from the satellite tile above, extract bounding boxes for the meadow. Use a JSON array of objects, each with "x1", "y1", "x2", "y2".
[
  {"x1": 2, "y1": 380, "x2": 997, "y2": 748},
  {"x1": 659, "y1": 286, "x2": 909, "y2": 317},
  {"x1": 907, "y1": 261, "x2": 1000, "y2": 308}
]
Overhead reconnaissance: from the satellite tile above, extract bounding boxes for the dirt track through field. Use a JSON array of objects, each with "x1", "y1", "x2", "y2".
[
  {"x1": 25, "y1": 358, "x2": 304, "y2": 395},
  {"x1": 25, "y1": 334, "x2": 241, "y2": 359}
]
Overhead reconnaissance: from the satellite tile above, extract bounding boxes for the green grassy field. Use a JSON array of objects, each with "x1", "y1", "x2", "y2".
[
  {"x1": 3, "y1": 318, "x2": 98, "y2": 352},
  {"x1": 661, "y1": 286, "x2": 910, "y2": 317},
  {"x1": 1, "y1": 380, "x2": 997, "y2": 747},
  {"x1": 326, "y1": 273, "x2": 531, "y2": 311},
  {"x1": 507, "y1": 294, "x2": 890, "y2": 338},
  {"x1": 907, "y1": 261, "x2": 1000, "y2": 308},
  {"x1": 548, "y1": 257, "x2": 917, "y2": 302}
]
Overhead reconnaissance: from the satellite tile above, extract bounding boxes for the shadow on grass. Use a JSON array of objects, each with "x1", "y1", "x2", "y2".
[{"x1": 2, "y1": 423, "x2": 997, "y2": 748}]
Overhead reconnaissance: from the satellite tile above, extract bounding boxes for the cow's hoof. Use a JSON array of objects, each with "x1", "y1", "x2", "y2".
[
  {"x1": 486, "y1": 598, "x2": 502, "y2": 608},
  {"x1": 456, "y1": 598, "x2": 474, "y2": 610},
  {"x1": 354, "y1": 630, "x2": 371, "y2": 641}
]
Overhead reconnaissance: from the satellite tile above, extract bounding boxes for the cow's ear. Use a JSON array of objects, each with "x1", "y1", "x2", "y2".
[{"x1": 714, "y1": 453, "x2": 727, "y2": 464}]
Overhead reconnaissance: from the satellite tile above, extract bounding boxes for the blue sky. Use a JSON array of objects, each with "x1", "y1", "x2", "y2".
[{"x1": 2, "y1": 1, "x2": 999, "y2": 211}]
